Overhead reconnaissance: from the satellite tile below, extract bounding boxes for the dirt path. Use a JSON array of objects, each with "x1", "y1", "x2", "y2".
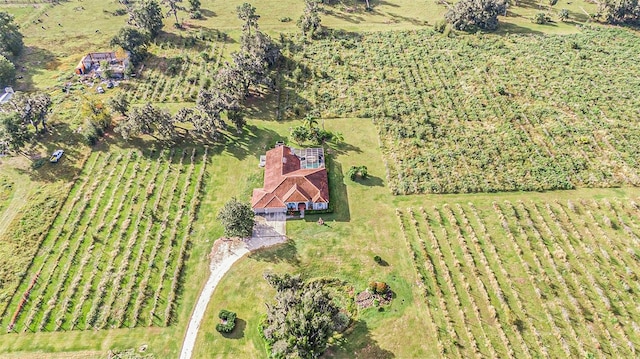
[{"x1": 179, "y1": 219, "x2": 287, "y2": 359}]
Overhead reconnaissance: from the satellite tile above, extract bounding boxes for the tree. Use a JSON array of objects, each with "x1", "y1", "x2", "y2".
[
  {"x1": 548, "y1": 0, "x2": 558, "y2": 7},
  {"x1": 559, "y1": 8, "x2": 569, "y2": 21},
  {"x1": 236, "y1": 3, "x2": 260, "y2": 36},
  {"x1": 107, "y1": 92, "x2": 130, "y2": 116},
  {"x1": 598, "y1": 0, "x2": 640, "y2": 24},
  {"x1": 188, "y1": 0, "x2": 201, "y2": 12},
  {"x1": 111, "y1": 27, "x2": 149, "y2": 65},
  {"x1": 130, "y1": 0, "x2": 164, "y2": 38},
  {"x1": 0, "y1": 55, "x2": 15, "y2": 85},
  {"x1": 0, "y1": 11, "x2": 24, "y2": 59},
  {"x1": 8, "y1": 92, "x2": 52, "y2": 133},
  {"x1": 290, "y1": 125, "x2": 309, "y2": 144},
  {"x1": 445, "y1": 0, "x2": 507, "y2": 31},
  {"x1": 114, "y1": 103, "x2": 175, "y2": 140},
  {"x1": 533, "y1": 12, "x2": 549, "y2": 24},
  {"x1": 303, "y1": 113, "x2": 319, "y2": 129},
  {"x1": 216, "y1": 197, "x2": 254, "y2": 238},
  {"x1": 262, "y1": 274, "x2": 346, "y2": 359},
  {"x1": 163, "y1": 0, "x2": 185, "y2": 26},
  {"x1": 298, "y1": 0, "x2": 321, "y2": 38},
  {"x1": 81, "y1": 98, "x2": 111, "y2": 132},
  {"x1": 0, "y1": 112, "x2": 30, "y2": 153}
]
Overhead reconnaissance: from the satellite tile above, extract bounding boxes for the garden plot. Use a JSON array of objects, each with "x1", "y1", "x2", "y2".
[
  {"x1": 281, "y1": 27, "x2": 640, "y2": 194},
  {"x1": 0, "y1": 148, "x2": 208, "y2": 332},
  {"x1": 397, "y1": 197, "x2": 640, "y2": 358}
]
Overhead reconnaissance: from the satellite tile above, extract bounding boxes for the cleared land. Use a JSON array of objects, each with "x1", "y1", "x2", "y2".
[
  {"x1": 281, "y1": 27, "x2": 640, "y2": 194},
  {"x1": 0, "y1": 148, "x2": 207, "y2": 333},
  {"x1": 397, "y1": 195, "x2": 640, "y2": 357}
]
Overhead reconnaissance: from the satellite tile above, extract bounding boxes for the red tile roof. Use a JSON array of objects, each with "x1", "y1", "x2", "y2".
[{"x1": 252, "y1": 146, "x2": 329, "y2": 210}]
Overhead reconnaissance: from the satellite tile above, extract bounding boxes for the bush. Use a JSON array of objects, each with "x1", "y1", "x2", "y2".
[
  {"x1": 215, "y1": 309, "x2": 237, "y2": 333},
  {"x1": 82, "y1": 120, "x2": 100, "y2": 146},
  {"x1": 190, "y1": 10, "x2": 202, "y2": 19},
  {"x1": 375, "y1": 281, "x2": 389, "y2": 294},
  {"x1": 373, "y1": 255, "x2": 382, "y2": 264},
  {"x1": 445, "y1": 0, "x2": 506, "y2": 31},
  {"x1": 434, "y1": 20, "x2": 447, "y2": 33},
  {"x1": 533, "y1": 12, "x2": 549, "y2": 24},
  {"x1": 279, "y1": 17, "x2": 292, "y2": 22}
]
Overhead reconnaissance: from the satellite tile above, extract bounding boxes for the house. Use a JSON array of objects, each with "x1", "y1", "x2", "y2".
[
  {"x1": 0, "y1": 87, "x2": 14, "y2": 105},
  {"x1": 252, "y1": 144, "x2": 329, "y2": 216},
  {"x1": 75, "y1": 51, "x2": 130, "y2": 77}
]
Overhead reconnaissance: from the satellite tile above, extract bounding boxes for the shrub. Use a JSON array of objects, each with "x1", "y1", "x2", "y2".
[
  {"x1": 190, "y1": 10, "x2": 202, "y2": 19},
  {"x1": 434, "y1": 20, "x2": 447, "y2": 33},
  {"x1": 375, "y1": 281, "x2": 389, "y2": 294},
  {"x1": 445, "y1": 0, "x2": 507, "y2": 31},
  {"x1": 279, "y1": 17, "x2": 292, "y2": 22},
  {"x1": 533, "y1": 12, "x2": 549, "y2": 24},
  {"x1": 373, "y1": 255, "x2": 382, "y2": 264},
  {"x1": 215, "y1": 309, "x2": 237, "y2": 333}
]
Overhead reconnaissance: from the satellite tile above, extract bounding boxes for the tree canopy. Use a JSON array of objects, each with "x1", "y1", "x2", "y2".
[
  {"x1": 0, "y1": 11, "x2": 24, "y2": 59},
  {"x1": 599, "y1": 0, "x2": 640, "y2": 24},
  {"x1": 216, "y1": 197, "x2": 254, "y2": 238},
  {"x1": 7, "y1": 92, "x2": 52, "y2": 134},
  {"x1": 0, "y1": 55, "x2": 15, "y2": 86},
  {"x1": 111, "y1": 27, "x2": 150, "y2": 65},
  {"x1": 298, "y1": 0, "x2": 322, "y2": 39},
  {"x1": 445, "y1": 0, "x2": 506, "y2": 31},
  {"x1": 262, "y1": 274, "x2": 347, "y2": 359},
  {"x1": 236, "y1": 3, "x2": 260, "y2": 35},
  {"x1": 0, "y1": 111, "x2": 30, "y2": 153},
  {"x1": 114, "y1": 103, "x2": 176, "y2": 140},
  {"x1": 130, "y1": 0, "x2": 164, "y2": 38}
]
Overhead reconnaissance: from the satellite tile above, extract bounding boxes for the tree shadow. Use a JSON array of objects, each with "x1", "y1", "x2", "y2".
[
  {"x1": 326, "y1": 320, "x2": 395, "y2": 358},
  {"x1": 222, "y1": 318, "x2": 246, "y2": 339},
  {"x1": 495, "y1": 22, "x2": 547, "y2": 35},
  {"x1": 200, "y1": 8, "x2": 217, "y2": 18},
  {"x1": 248, "y1": 239, "x2": 300, "y2": 266},
  {"x1": 13, "y1": 121, "x2": 86, "y2": 183},
  {"x1": 13, "y1": 46, "x2": 59, "y2": 92},
  {"x1": 304, "y1": 155, "x2": 350, "y2": 223},
  {"x1": 353, "y1": 175, "x2": 384, "y2": 187}
]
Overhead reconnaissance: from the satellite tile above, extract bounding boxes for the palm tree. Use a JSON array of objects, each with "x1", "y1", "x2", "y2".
[{"x1": 303, "y1": 113, "x2": 318, "y2": 129}]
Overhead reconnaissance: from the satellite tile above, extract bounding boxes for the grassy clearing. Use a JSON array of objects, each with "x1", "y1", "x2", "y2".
[
  {"x1": 192, "y1": 118, "x2": 435, "y2": 358},
  {"x1": 279, "y1": 27, "x2": 640, "y2": 194}
]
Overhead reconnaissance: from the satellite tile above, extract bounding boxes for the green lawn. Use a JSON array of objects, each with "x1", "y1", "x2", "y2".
[{"x1": 192, "y1": 118, "x2": 436, "y2": 358}]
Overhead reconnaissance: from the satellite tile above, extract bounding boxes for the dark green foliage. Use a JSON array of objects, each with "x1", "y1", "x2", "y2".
[
  {"x1": 373, "y1": 255, "x2": 383, "y2": 264},
  {"x1": 110, "y1": 27, "x2": 149, "y2": 65},
  {"x1": 188, "y1": 0, "x2": 201, "y2": 12},
  {"x1": 0, "y1": 11, "x2": 24, "y2": 59},
  {"x1": 217, "y1": 197, "x2": 254, "y2": 238},
  {"x1": 445, "y1": 0, "x2": 506, "y2": 31},
  {"x1": 559, "y1": 8, "x2": 570, "y2": 21},
  {"x1": 107, "y1": 93, "x2": 130, "y2": 116},
  {"x1": 130, "y1": 0, "x2": 164, "y2": 38},
  {"x1": 114, "y1": 103, "x2": 175, "y2": 140},
  {"x1": 0, "y1": 55, "x2": 15, "y2": 85},
  {"x1": 215, "y1": 309, "x2": 237, "y2": 333},
  {"x1": 0, "y1": 112, "x2": 30, "y2": 152},
  {"x1": 347, "y1": 165, "x2": 368, "y2": 181},
  {"x1": 81, "y1": 119, "x2": 100, "y2": 146},
  {"x1": 236, "y1": 2, "x2": 260, "y2": 36},
  {"x1": 433, "y1": 19, "x2": 447, "y2": 33},
  {"x1": 533, "y1": 12, "x2": 550, "y2": 24},
  {"x1": 298, "y1": 0, "x2": 322, "y2": 38},
  {"x1": 262, "y1": 274, "x2": 345, "y2": 359},
  {"x1": 598, "y1": 0, "x2": 640, "y2": 24},
  {"x1": 6, "y1": 92, "x2": 52, "y2": 133}
]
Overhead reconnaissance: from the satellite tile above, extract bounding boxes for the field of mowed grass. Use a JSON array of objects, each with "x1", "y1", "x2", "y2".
[
  {"x1": 192, "y1": 118, "x2": 436, "y2": 358},
  {"x1": 279, "y1": 27, "x2": 640, "y2": 194},
  {"x1": 394, "y1": 187, "x2": 640, "y2": 358}
]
